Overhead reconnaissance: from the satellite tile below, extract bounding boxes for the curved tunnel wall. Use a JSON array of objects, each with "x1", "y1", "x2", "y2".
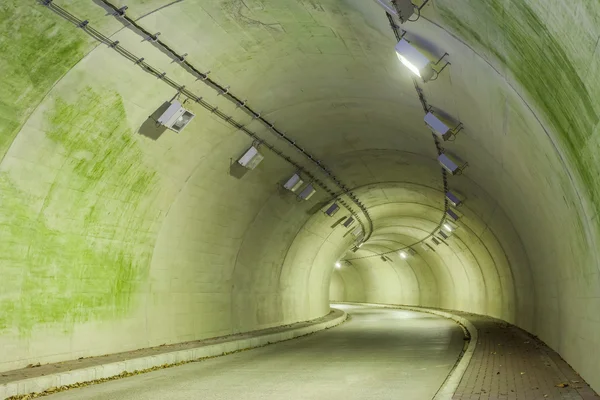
[{"x1": 1, "y1": 0, "x2": 599, "y2": 393}]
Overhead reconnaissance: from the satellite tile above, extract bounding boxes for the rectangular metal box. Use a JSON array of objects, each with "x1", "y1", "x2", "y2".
[
  {"x1": 375, "y1": 0, "x2": 415, "y2": 23},
  {"x1": 238, "y1": 146, "x2": 264, "y2": 170},
  {"x1": 157, "y1": 100, "x2": 195, "y2": 133}
]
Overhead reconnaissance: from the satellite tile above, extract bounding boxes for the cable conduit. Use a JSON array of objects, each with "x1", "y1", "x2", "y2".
[
  {"x1": 39, "y1": 0, "x2": 369, "y2": 237},
  {"x1": 93, "y1": 0, "x2": 374, "y2": 240}
]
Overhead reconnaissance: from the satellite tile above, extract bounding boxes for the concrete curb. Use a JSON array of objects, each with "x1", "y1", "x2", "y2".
[
  {"x1": 334, "y1": 302, "x2": 477, "y2": 400},
  {"x1": 1, "y1": 309, "x2": 347, "y2": 400}
]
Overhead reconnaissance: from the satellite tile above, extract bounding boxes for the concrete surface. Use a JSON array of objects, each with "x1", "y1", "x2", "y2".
[
  {"x1": 1, "y1": 0, "x2": 600, "y2": 396},
  {"x1": 37, "y1": 305, "x2": 465, "y2": 400},
  {"x1": 0, "y1": 309, "x2": 347, "y2": 400}
]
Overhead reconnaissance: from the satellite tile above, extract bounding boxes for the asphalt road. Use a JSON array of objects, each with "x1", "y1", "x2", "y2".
[{"x1": 48, "y1": 304, "x2": 465, "y2": 400}]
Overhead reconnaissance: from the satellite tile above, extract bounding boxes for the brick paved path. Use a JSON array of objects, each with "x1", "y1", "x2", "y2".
[{"x1": 452, "y1": 313, "x2": 599, "y2": 400}]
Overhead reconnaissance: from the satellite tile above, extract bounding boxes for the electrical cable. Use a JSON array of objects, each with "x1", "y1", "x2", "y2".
[
  {"x1": 39, "y1": 0, "x2": 370, "y2": 237},
  {"x1": 346, "y1": 12, "x2": 451, "y2": 260},
  {"x1": 93, "y1": 0, "x2": 374, "y2": 240}
]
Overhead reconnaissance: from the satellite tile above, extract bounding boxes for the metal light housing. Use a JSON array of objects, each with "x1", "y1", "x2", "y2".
[
  {"x1": 374, "y1": 0, "x2": 415, "y2": 23},
  {"x1": 157, "y1": 100, "x2": 195, "y2": 133},
  {"x1": 238, "y1": 146, "x2": 264, "y2": 170},
  {"x1": 395, "y1": 39, "x2": 434, "y2": 81}
]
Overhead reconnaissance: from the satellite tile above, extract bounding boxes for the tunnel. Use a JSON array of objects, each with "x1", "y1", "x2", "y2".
[{"x1": 1, "y1": 0, "x2": 600, "y2": 399}]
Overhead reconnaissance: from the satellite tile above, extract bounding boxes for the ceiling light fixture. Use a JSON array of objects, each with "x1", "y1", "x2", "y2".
[
  {"x1": 395, "y1": 39, "x2": 450, "y2": 82},
  {"x1": 376, "y1": 0, "x2": 432, "y2": 23},
  {"x1": 400, "y1": 251, "x2": 408, "y2": 259},
  {"x1": 343, "y1": 216, "x2": 355, "y2": 228},
  {"x1": 284, "y1": 173, "x2": 304, "y2": 192},
  {"x1": 375, "y1": 0, "x2": 416, "y2": 23},
  {"x1": 395, "y1": 39, "x2": 433, "y2": 80},
  {"x1": 446, "y1": 208, "x2": 460, "y2": 221},
  {"x1": 298, "y1": 184, "x2": 316, "y2": 200},
  {"x1": 446, "y1": 191, "x2": 462, "y2": 207},
  {"x1": 438, "y1": 153, "x2": 468, "y2": 176},
  {"x1": 324, "y1": 202, "x2": 340, "y2": 216},
  {"x1": 335, "y1": 261, "x2": 342, "y2": 269},
  {"x1": 157, "y1": 100, "x2": 195, "y2": 133},
  {"x1": 424, "y1": 111, "x2": 464, "y2": 141},
  {"x1": 238, "y1": 146, "x2": 264, "y2": 170}
]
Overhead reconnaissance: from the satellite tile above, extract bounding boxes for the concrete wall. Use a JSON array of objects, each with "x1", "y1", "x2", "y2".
[{"x1": 1, "y1": 0, "x2": 599, "y2": 393}]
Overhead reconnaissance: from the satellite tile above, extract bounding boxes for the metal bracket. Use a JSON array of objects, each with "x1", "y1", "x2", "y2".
[
  {"x1": 433, "y1": 52, "x2": 449, "y2": 66},
  {"x1": 146, "y1": 32, "x2": 160, "y2": 42},
  {"x1": 199, "y1": 71, "x2": 211, "y2": 81},
  {"x1": 114, "y1": 6, "x2": 128, "y2": 16},
  {"x1": 217, "y1": 86, "x2": 230, "y2": 96},
  {"x1": 452, "y1": 122, "x2": 464, "y2": 135}
]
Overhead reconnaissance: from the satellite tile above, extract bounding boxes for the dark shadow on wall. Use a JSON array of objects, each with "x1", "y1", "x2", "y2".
[
  {"x1": 138, "y1": 102, "x2": 169, "y2": 140},
  {"x1": 229, "y1": 161, "x2": 249, "y2": 179},
  {"x1": 307, "y1": 202, "x2": 326, "y2": 215}
]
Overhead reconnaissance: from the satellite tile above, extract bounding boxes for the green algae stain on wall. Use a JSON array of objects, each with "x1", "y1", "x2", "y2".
[
  {"x1": 46, "y1": 87, "x2": 156, "y2": 197},
  {"x1": 436, "y1": 0, "x2": 600, "y2": 215},
  {"x1": 0, "y1": 1, "x2": 88, "y2": 159},
  {"x1": 0, "y1": 88, "x2": 157, "y2": 335}
]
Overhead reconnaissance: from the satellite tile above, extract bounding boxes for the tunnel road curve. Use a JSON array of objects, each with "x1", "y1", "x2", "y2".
[{"x1": 46, "y1": 304, "x2": 465, "y2": 400}]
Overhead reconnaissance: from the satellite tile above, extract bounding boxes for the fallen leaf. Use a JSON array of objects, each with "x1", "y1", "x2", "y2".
[{"x1": 556, "y1": 383, "x2": 569, "y2": 388}]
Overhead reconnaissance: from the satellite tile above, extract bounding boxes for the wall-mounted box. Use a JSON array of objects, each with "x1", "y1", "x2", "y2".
[
  {"x1": 438, "y1": 154, "x2": 460, "y2": 175},
  {"x1": 298, "y1": 184, "x2": 316, "y2": 200},
  {"x1": 424, "y1": 112, "x2": 454, "y2": 141},
  {"x1": 157, "y1": 100, "x2": 195, "y2": 133},
  {"x1": 375, "y1": 0, "x2": 415, "y2": 23},
  {"x1": 238, "y1": 146, "x2": 264, "y2": 170},
  {"x1": 446, "y1": 209, "x2": 460, "y2": 221},
  {"x1": 446, "y1": 191, "x2": 462, "y2": 207},
  {"x1": 284, "y1": 174, "x2": 304, "y2": 192}
]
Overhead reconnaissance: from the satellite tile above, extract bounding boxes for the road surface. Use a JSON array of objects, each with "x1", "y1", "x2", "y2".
[{"x1": 48, "y1": 304, "x2": 465, "y2": 399}]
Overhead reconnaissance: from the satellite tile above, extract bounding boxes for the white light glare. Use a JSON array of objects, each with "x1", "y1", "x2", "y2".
[
  {"x1": 400, "y1": 251, "x2": 408, "y2": 259},
  {"x1": 358, "y1": 243, "x2": 363, "y2": 248},
  {"x1": 443, "y1": 223, "x2": 453, "y2": 232},
  {"x1": 396, "y1": 53, "x2": 422, "y2": 77},
  {"x1": 335, "y1": 262, "x2": 342, "y2": 269}
]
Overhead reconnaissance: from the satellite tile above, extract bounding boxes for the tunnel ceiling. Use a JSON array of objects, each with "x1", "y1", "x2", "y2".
[{"x1": 1, "y1": 0, "x2": 600, "y2": 393}]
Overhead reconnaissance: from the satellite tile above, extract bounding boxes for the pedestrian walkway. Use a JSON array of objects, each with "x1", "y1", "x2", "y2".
[{"x1": 452, "y1": 313, "x2": 599, "y2": 400}]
